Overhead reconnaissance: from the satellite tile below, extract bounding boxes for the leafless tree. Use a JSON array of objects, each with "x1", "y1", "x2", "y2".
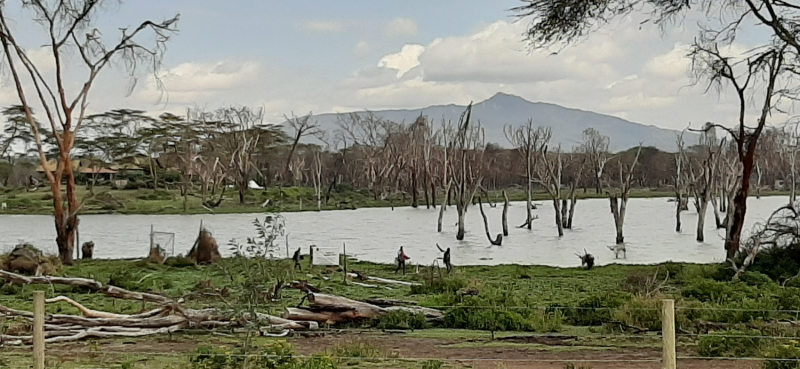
[
  {"x1": 505, "y1": 119, "x2": 548, "y2": 229},
  {"x1": 532, "y1": 132, "x2": 567, "y2": 237},
  {"x1": 0, "y1": 1, "x2": 178, "y2": 264},
  {"x1": 674, "y1": 130, "x2": 690, "y2": 233},
  {"x1": 578, "y1": 128, "x2": 611, "y2": 194},
  {"x1": 283, "y1": 112, "x2": 319, "y2": 185},
  {"x1": 608, "y1": 145, "x2": 642, "y2": 245},
  {"x1": 449, "y1": 103, "x2": 485, "y2": 240}
]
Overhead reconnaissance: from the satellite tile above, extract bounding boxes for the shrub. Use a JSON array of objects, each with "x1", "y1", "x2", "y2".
[
  {"x1": 739, "y1": 271, "x2": 775, "y2": 288},
  {"x1": 410, "y1": 276, "x2": 467, "y2": 295},
  {"x1": 611, "y1": 296, "x2": 662, "y2": 331},
  {"x1": 422, "y1": 360, "x2": 445, "y2": 369},
  {"x1": 190, "y1": 340, "x2": 313, "y2": 369},
  {"x1": 697, "y1": 329, "x2": 765, "y2": 358},
  {"x1": 763, "y1": 340, "x2": 800, "y2": 369},
  {"x1": 562, "y1": 291, "x2": 633, "y2": 326},
  {"x1": 374, "y1": 310, "x2": 429, "y2": 330},
  {"x1": 165, "y1": 256, "x2": 196, "y2": 268}
]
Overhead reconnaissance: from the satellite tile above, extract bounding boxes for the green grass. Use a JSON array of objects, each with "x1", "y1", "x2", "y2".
[
  {"x1": 3, "y1": 184, "x2": 786, "y2": 215},
  {"x1": 3, "y1": 257, "x2": 800, "y2": 368}
]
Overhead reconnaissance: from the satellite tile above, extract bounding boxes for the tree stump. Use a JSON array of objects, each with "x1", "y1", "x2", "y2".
[{"x1": 81, "y1": 242, "x2": 94, "y2": 260}]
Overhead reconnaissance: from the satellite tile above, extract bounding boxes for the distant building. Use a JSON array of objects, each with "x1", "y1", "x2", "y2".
[{"x1": 36, "y1": 159, "x2": 118, "y2": 181}]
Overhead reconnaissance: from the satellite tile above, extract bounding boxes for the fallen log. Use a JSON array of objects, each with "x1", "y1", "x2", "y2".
[
  {"x1": 362, "y1": 298, "x2": 418, "y2": 307},
  {"x1": 283, "y1": 293, "x2": 443, "y2": 325},
  {"x1": 345, "y1": 273, "x2": 419, "y2": 286},
  {"x1": 0, "y1": 270, "x2": 173, "y2": 304},
  {"x1": 46, "y1": 296, "x2": 167, "y2": 319}
]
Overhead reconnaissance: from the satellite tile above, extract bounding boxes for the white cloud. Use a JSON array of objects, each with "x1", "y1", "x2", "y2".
[
  {"x1": 377, "y1": 44, "x2": 425, "y2": 78},
  {"x1": 299, "y1": 20, "x2": 345, "y2": 33},
  {"x1": 644, "y1": 42, "x2": 691, "y2": 79},
  {"x1": 385, "y1": 18, "x2": 418, "y2": 36},
  {"x1": 137, "y1": 60, "x2": 261, "y2": 104}
]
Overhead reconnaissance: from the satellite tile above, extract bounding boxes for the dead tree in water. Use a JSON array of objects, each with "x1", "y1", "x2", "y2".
[
  {"x1": 478, "y1": 197, "x2": 503, "y2": 245},
  {"x1": 505, "y1": 120, "x2": 548, "y2": 229},
  {"x1": 563, "y1": 154, "x2": 585, "y2": 229},
  {"x1": 448, "y1": 103, "x2": 485, "y2": 240},
  {"x1": 689, "y1": 129, "x2": 721, "y2": 243},
  {"x1": 674, "y1": 131, "x2": 689, "y2": 233},
  {"x1": 502, "y1": 190, "x2": 509, "y2": 236},
  {"x1": 608, "y1": 145, "x2": 642, "y2": 245},
  {"x1": 532, "y1": 132, "x2": 565, "y2": 237},
  {"x1": 579, "y1": 128, "x2": 611, "y2": 194}
]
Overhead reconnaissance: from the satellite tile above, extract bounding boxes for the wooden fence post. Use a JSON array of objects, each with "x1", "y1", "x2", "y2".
[
  {"x1": 33, "y1": 290, "x2": 45, "y2": 369},
  {"x1": 662, "y1": 299, "x2": 676, "y2": 369}
]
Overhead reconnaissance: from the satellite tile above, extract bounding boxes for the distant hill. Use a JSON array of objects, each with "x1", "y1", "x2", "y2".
[{"x1": 295, "y1": 92, "x2": 699, "y2": 152}]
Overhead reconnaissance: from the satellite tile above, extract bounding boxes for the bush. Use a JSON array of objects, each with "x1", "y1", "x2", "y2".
[
  {"x1": 697, "y1": 329, "x2": 765, "y2": 358},
  {"x1": 611, "y1": 296, "x2": 662, "y2": 331},
  {"x1": 190, "y1": 340, "x2": 324, "y2": 369},
  {"x1": 410, "y1": 276, "x2": 467, "y2": 295},
  {"x1": 107, "y1": 269, "x2": 173, "y2": 293},
  {"x1": 374, "y1": 310, "x2": 429, "y2": 330},
  {"x1": 562, "y1": 291, "x2": 633, "y2": 326},
  {"x1": 763, "y1": 340, "x2": 800, "y2": 369},
  {"x1": 422, "y1": 360, "x2": 445, "y2": 369},
  {"x1": 740, "y1": 271, "x2": 775, "y2": 288},
  {"x1": 165, "y1": 256, "x2": 196, "y2": 268}
]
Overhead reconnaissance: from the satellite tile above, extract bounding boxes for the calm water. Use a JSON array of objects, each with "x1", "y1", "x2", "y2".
[{"x1": 0, "y1": 196, "x2": 787, "y2": 267}]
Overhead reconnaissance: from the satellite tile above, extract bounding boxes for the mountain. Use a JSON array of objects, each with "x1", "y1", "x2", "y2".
[{"x1": 299, "y1": 92, "x2": 698, "y2": 152}]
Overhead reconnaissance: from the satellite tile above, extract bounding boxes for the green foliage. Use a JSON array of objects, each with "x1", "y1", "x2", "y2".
[
  {"x1": 739, "y1": 271, "x2": 776, "y2": 288},
  {"x1": 107, "y1": 269, "x2": 173, "y2": 293},
  {"x1": 164, "y1": 256, "x2": 197, "y2": 268},
  {"x1": 747, "y1": 245, "x2": 800, "y2": 283},
  {"x1": 763, "y1": 340, "x2": 800, "y2": 369},
  {"x1": 190, "y1": 340, "x2": 306, "y2": 369},
  {"x1": 561, "y1": 291, "x2": 633, "y2": 326},
  {"x1": 697, "y1": 329, "x2": 765, "y2": 358},
  {"x1": 410, "y1": 275, "x2": 467, "y2": 295},
  {"x1": 611, "y1": 296, "x2": 662, "y2": 331},
  {"x1": 374, "y1": 310, "x2": 429, "y2": 330},
  {"x1": 421, "y1": 359, "x2": 445, "y2": 369},
  {"x1": 326, "y1": 340, "x2": 383, "y2": 359}
]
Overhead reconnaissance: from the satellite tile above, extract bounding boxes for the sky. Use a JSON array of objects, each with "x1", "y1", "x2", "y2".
[{"x1": 0, "y1": 0, "x2": 785, "y2": 132}]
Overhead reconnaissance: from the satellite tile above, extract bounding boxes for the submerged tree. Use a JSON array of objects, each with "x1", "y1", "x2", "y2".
[
  {"x1": 608, "y1": 145, "x2": 642, "y2": 244},
  {"x1": 0, "y1": 1, "x2": 178, "y2": 264},
  {"x1": 513, "y1": 0, "x2": 798, "y2": 259},
  {"x1": 505, "y1": 119, "x2": 548, "y2": 229}
]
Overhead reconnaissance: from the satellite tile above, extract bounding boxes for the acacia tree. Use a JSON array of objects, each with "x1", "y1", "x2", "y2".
[{"x1": 0, "y1": 1, "x2": 178, "y2": 264}]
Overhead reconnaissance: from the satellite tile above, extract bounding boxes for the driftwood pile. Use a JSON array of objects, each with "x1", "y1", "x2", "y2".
[{"x1": 0, "y1": 269, "x2": 441, "y2": 346}]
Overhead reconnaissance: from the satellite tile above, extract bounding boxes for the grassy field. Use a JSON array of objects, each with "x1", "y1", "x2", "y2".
[
  {"x1": 2, "y1": 255, "x2": 800, "y2": 368},
  {"x1": 0, "y1": 184, "x2": 733, "y2": 215}
]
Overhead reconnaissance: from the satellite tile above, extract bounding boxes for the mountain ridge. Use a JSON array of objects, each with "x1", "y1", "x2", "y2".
[{"x1": 299, "y1": 92, "x2": 698, "y2": 152}]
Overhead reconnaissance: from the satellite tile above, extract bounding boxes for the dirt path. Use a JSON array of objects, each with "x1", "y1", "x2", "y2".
[
  {"x1": 291, "y1": 333, "x2": 762, "y2": 369},
  {"x1": 10, "y1": 332, "x2": 763, "y2": 369}
]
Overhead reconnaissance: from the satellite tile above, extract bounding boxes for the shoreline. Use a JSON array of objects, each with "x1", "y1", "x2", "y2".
[{"x1": 0, "y1": 187, "x2": 791, "y2": 216}]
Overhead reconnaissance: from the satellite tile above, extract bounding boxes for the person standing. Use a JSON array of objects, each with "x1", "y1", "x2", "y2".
[{"x1": 396, "y1": 246, "x2": 410, "y2": 274}]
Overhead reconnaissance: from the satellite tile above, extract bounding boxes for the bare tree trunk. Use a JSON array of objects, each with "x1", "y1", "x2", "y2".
[
  {"x1": 697, "y1": 200, "x2": 708, "y2": 242},
  {"x1": 430, "y1": 181, "x2": 437, "y2": 209},
  {"x1": 675, "y1": 196, "x2": 682, "y2": 233},
  {"x1": 525, "y1": 173, "x2": 533, "y2": 229},
  {"x1": 437, "y1": 183, "x2": 450, "y2": 233},
  {"x1": 560, "y1": 198, "x2": 568, "y2": 229},
  {"x1": 456, "y1": 205, "x2": 466, "y2": 240},
  {"x1": 567, "y1": 196, "x2": 577, "y2": 229},
  {"x1": 502, "y1": 190, "x2": 509, "y2": 236},
  {"x1": 411, "y1": 171, "x2": 418, "y2": 208},
  {"x1": 552, "y1": 199, "x2": 564, "y2": 237},
  {"x1": 609, "y1": 196, "x2": 627, "y2": 244},
  {"x1": 478, "y1": 197, "x2": 502, "y2": 245},
  {"x1": 710, "y1": 196, "x2": 724, "y2": 229}
]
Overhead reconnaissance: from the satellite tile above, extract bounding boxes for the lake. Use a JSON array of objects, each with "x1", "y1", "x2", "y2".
[{"x1": 0, "y1": 196, "x2": 787, "y2": 267}]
